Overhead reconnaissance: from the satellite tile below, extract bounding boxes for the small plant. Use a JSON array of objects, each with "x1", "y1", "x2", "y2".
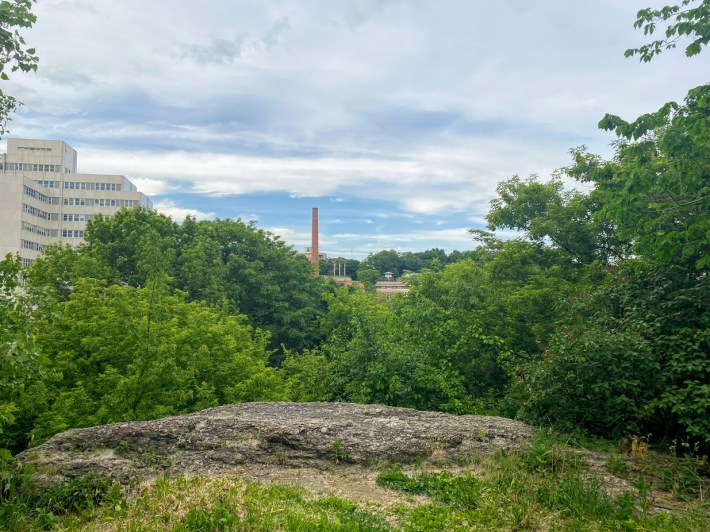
[
  {"x1": 38, "y1": 472, "x2": 120, "y2": 515},
  {"x1": 376, "y1": 465, "x2": 481, "y2": 510},
  {"x1": 115, "y1": 440, "x2": 131, "y2": 455},
  {"x1": 629, "y1": 435, "x2": 650, "y2": 462},
  {"x1": 659, "y1": 439, "x2": 706, "y2": 501},
  {"x1": 273, "y1": 448, "x2": 288, "y2": 466},
  {"x1": 630, "y1": 475, "x2": 653, "y2": 519},
  {"x1": 330, "y1": 440, "x2": 351, "y2": 464},
  {"x1": 605, "y1": 452, "x2": 629, "y2": 477},
  {"x1": 176, "y1": 504, "x2": 239, "y2": 531},
  {"x1": 413, "y1": 455, "x2": 424, "y2": 470},
  {"x1": 520, "y1": 430, "x2": 586, "y2": 475}
]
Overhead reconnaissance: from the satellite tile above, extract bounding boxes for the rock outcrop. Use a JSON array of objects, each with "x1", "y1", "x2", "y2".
[{"x1": 18, "y1": 402, "x2": 535, "y2": 484}]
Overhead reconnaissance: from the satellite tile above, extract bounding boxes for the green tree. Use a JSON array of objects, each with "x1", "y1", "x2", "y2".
[
  {"x1": 591, "y1": 85, "x2": 710, "y2": 269},
  {"x1": 487, "y1": 175, "x2": 625, "y2": 266},
  {"x1": 625, "y1": 0, "x2": 710, "y2": 61},
  {"x1": 27, "y1": 277, "x2": 283, "y2": 443},
  {"x1": 355, "y1": 268, "x2": 379, "y2": 291},
  {"x1": 361, "y1": 249, "x2": 403, "y2": 276},
  {"x1": 0, "y1": 0, "x2": 38, "y2": 134},
  {"x1": 0, "y1": 256, "x2": 39, "y2": 437}
]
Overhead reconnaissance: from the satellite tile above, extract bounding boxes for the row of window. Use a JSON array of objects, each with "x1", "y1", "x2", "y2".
[
  {"x1": 22, "y1": 222, "x2": 58, "y2": 238},
  {"x1": 63, "y1": 213, "x2": 94, "y2": 222},
  {"x1": 18, "y1": 146, "x2": 52, "y2": 152},
  {"x1": 64, "y1": 181, "x2": 122, "y2": 191},
  {"x1": 22, "y1": 240, "x2": 45, "y2": 252},
  {"x1": 63, "y1": 198, "x2": 137, "y2": 207},
  {"x1": 5, "y1": 163, "x2": 61, "y2": 173},
  {"x1": 23, "y1": 203, "x2": 57, "y2": 221},
  {"x1": 33, "y1": 180, "x2": 125, "y2": 192},
  {"x1": 24, "y1": 185, "x2": 58, "y2": 205},
  {"x1": 22, "y1": 258, "x2": 35, "y2": 267},
  {"x1": 61, "y1": 229, "x2": 84, "y2": 238}
]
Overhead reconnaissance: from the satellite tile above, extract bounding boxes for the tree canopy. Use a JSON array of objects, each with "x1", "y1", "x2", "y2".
[
  {"x1": 626, "y1": 0, "x2": 710, "y2": 61},
  {"x1": 0, "y1": 0, "x2": 38, "y2": 134}
]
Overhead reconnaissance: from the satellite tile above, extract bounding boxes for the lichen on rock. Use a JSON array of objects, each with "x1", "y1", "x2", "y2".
[{"x1": 17, "y1": 402, "x2": 535, "y2": 485}]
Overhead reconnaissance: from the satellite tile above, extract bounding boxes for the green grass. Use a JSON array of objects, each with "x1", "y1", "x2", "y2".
[{"x1": 1, "y1": 432, "x2": 709, "y2": 531}]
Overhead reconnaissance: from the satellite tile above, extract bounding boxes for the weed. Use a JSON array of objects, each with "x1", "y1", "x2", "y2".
[
  {"x1": 273, "y1": 447, "x2": 288, "y2": 466},
  {"x1": 629, "y1": 434, "x2": 650, "y2": 462},
  {"x1": 377, "y1": 464, "x2": 481, "y2": 510},
  {"x1": 330, "y1": 440, "x2": 352, "y2": 464},
  {"x1": 519, "y1": 429, "x2": 587, "y2": 475},
  {"x1": 605, "y1": 452, "x2": 629, "y2": 477},
  {"x1": 175, "y1": 504, "x2": 238, "y2": 531},
  {"x1": 38, "y1": 472, "x2": 121, "y2": 515},
  {"x1": 630, "y1": 475, "x2": 653, "y2": 519},
  {"x1": 659, "y1": 439, "x2": 707, "y2": 501},
  {"x1": 115, "y1": 440, "x2": 131, "y2": 455}
]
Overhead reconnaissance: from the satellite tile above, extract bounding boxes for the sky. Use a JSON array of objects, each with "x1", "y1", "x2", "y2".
[{"x1": 3, "y1": 0, "x2": 708, "y2": 259}]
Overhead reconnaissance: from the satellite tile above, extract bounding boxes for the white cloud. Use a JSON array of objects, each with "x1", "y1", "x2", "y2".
[
  {"x1": 129, "y1": 178, "x2": 175, "y2": 196},
  {"x1": 153, "y1": 200, "x2": 215, "y2": 222},
  {"x1": 5, "y1": 0, "x2": 709, "y2": 253}
]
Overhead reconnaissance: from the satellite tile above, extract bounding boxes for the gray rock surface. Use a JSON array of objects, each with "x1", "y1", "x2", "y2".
[{"x1": 18, "y1": 402, "x2": 535, "y2": 484}]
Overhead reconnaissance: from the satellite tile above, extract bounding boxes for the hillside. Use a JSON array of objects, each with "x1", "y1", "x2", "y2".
[{"x1": 7, "y1": 403, "x2": 708, "y2": 531}]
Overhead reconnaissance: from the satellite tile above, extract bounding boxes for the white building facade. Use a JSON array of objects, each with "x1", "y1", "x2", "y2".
[{"x1": 0, "y1": 139, "x2": 153, "y2": 265}]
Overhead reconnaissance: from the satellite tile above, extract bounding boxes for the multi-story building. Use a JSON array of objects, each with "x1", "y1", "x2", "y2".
[{"x1": 0, "y1": 138, "x2": 152, "y2": 265}]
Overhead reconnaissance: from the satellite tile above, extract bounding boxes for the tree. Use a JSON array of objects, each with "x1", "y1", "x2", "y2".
[
  {"x1": 625, "y1": 0, "x2": 710, "y2": 61},
  {"x1": 0, "y1": 254, "x2": 52, "y2": 452},
  {"x1": 487, "y1": 174, "x2": 625, "y2": 266},
  {"x1": 25, "y1": 277, "x2": 283, "y2": 443},
  {"x1": 361, "y1": 249, "x2": 403, "y2": 276},
  {"x1": 0, "y1": 256, "x2": 35, "y2": 435},
  {"x1": 0, "y1": 0, "x2": 38, "y2": 135},
  {"x1": 591, "y1": 85, "x2": 710, "y2": 269},
  {"x1": 355, "y1": 268, "x2": 379, "y2": 291}
]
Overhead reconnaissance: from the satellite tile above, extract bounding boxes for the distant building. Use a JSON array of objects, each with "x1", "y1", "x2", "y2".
[
  {"x1": 375, "y1": 278, "x2": 410, "y2": 301},
  {"x1": 330, "y1": 275, "x2": 365, "y2": 289},
  {"x1": 0, "y1": 139, "x2": 152, "y2": 265}
]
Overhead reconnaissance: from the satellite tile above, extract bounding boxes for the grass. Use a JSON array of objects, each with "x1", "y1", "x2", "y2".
[{"x1": 1, "y1": 431, "x2": 709, "y2": 530}]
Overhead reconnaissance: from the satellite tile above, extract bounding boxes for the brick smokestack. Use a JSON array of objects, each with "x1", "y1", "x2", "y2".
[{"x1": 310, "y1": 207, "x2": 319, "y2": 275}]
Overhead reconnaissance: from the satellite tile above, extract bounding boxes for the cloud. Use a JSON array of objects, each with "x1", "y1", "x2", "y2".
[
  {"x1": 237, "y1": 213, "x2": 259, "y2": 222},
  {"x1": 153, "y1": 200, "x2": 215, "y2": 222},
  {"x1": 177, "y1": 34, "x2": 251, "y2": 65},
  {"x1": 8, "y1": 0, "x2": 710, "y2": 255},
  {"x1": 129, "y1": 178, "x2": 175, "y2": 196}
]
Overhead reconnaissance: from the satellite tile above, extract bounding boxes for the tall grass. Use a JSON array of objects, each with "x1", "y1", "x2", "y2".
[{"x1": 1, "y1": 432, "x2": 708, "y2": 531}]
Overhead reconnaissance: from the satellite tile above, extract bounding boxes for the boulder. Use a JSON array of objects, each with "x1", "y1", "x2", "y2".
[{"x1": 18, "y1": 402, "x2": 535, "y2": 484}]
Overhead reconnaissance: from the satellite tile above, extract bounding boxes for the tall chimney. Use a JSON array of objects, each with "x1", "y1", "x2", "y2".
[{"x1": 310, "y1": 207, "x2": 319, "y2": 275}]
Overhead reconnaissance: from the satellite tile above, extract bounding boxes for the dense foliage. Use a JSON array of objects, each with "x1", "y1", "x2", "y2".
[
  {"x1": 0, "y1": 0, "x2": 708, "y2": 461},
  {"x1": 0, "y1": 0, "x2": 38, "y2": 135},
  {"x1": 320, "y1": 248, "x2": 480, "y2": 278}
]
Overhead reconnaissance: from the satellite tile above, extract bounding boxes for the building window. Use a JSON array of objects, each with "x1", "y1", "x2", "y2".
[
  {"x1": 63, "y1": 213, "x2": 87, "y2": 222},
  {"x1": 96, "y1": 198, "x2": 118, "y2": 207},
  {"x1": 64, "y1": 197, "x2": 87, "y2": 206},
  {"x1": 61, "y1": 229, "x2": 84, "y2": 238},
  {"x1": 22, "y1": 203, "x2": 51, "y2": 220},
  {"x1": 24, "y1": 185, "x2": 54, "y2": 204},
  {"x1": 18, "y1": 146, "x2": 51, "y2": 152},
  {"x1": 22, "y1": 222, "x2": 51, "y2": 237},
  {"x1": 95, "y1": 183, "x2": 121, "y2": 191},
  {"x1": 21, "y1": 240, "x2": 45, "y2": 251}
]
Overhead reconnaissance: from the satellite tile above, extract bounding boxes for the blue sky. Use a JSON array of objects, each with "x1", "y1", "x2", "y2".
[{"x1": 3, "y1": 0, "x2": 709, "y2": 258}]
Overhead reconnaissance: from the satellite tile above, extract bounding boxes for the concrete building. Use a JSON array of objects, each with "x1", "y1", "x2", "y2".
[
  {"x1": 375, "y1": 279, "x2": 410, "y2": 301},
  {"x1": 0, "y1": 138, "x2": 152, "y2": 265}
]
